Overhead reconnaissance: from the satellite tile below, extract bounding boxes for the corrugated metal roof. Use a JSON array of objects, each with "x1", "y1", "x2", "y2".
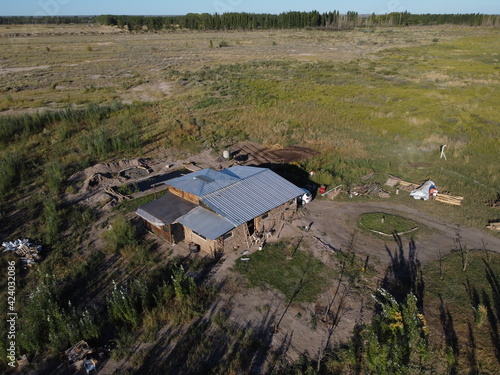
[
  {"x1": 202, "y1": 168, "x2": 304, "y2": 226},
  {"x1": 138, "y1": 166, "x2": 304, "y2": 240},
  {"x1": 176, "y1": 206, "x2": 236, "y2": 240},
  {"x1": 135, "y1": 191, "x2": 197, "y2": 226},
  {"x1": 219, "y1": 165, "x2": 263, "y2": 180},
  {"x1": 167, "y1": 168, "x2": 240, "y2": 197}
]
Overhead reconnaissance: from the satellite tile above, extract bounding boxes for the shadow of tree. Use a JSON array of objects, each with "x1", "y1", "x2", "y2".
[
  {"x1": 439, "y1": 295, "x2": 459, "y2": 375},
  {"x1": 482, "y1": 291, "x2": 500, "y2": 363},
  {"x1": 467, "y1": 321, "x2": 479, "y2": 375},
  {"x1": 381, "y1": 233, "x2": 424, "y2": 309},
  {"x1": 135, "y1": 299, "x2": 278, "y2": 374}
]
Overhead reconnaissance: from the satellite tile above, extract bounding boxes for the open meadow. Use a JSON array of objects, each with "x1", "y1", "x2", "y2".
[{"x1": 1, "y1": 23, "x2": 500, "y2": 374}]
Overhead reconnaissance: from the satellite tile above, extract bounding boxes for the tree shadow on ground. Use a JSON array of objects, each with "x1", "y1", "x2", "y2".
[
  {"x1": 467, "y1": 321, "x2": 479, "y2": 375},
  {"x1": 482, "y1": 291, "x2": 500, "y2": 364},
  {"x1": 381, "y1": 233, "x2": 425, "y2": 309},
  {"x1": 439, "y1": 295, "x2": 459, "y2": 375},
  {"x1": 134, "y1": 298, "x2": 279, "y2": 375}
]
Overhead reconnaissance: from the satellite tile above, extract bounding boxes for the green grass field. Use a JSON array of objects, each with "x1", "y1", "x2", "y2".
[{"x1": 234, "y1": 240, "x2": 330, "y2": 302}]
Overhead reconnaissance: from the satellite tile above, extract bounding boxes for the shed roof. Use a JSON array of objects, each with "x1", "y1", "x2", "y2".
[
  {"x1": 166, "y1": 168, "x2": 239, "y2": 197},
  {"x1": 175, "y1": 206, "x2": 236, "y2": 240},
  {"x1": 202, "y1": 167, "x2": 304, "y2": 226},
  {"x1": 135, "y1": 191, "x2": 197, "y2": 227}
]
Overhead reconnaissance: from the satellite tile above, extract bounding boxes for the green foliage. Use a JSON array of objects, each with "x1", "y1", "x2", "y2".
[
  {"x1": 45, "y1": 159, "x2": 65, "y2": 196},
  {"x1": 92, "y1": 12, "x2": 500, "y2": 32},
  {"x1": 0, "y1": 151, "x2": 26, "y2": 198},
  {"x1": 17, "y1": 272, "x2": 100, "y2": 354},
  {"x1": 169, "y1": 265, "x2": 215, "y2": 324},
  {"x1": 193, "y1": 96, "x2": 222, "y2": 109},
  {"x1": 0, "y1": 103, "x2": 121, "y2": 146},
  {"x1": 42, "y1": 198, "x2": 62, "y2": 245},
  {"x1": 107, "y1": 280, "x2": 145, "y2": 329},
  {"x1": 103, "y1": 216, "x2": 138, "y2": 253},
  {"x1": 346, "y1": 289, "x2": 429, "y2": 375}
]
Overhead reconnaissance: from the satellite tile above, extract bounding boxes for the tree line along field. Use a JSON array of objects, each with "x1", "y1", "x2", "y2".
[{"x1": 0, "y1": 24, "x2": 499, "y2": 374}]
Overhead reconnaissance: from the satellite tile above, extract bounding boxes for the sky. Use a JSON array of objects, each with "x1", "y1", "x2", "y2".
[{"x1": 0, "y1": 0, "x2": 498, "y2": 17}]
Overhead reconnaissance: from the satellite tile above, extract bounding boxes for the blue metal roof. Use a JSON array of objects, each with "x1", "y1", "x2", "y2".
[
  {"x1": 201, "y1": 168, "x2": 304, "y2": 226},
  {"x1": 176, "y1": 206, "x2": 236, "y2": 240},
  {"x1": 166, "y1": 168, "x2": 240, "y2": 197},
  {"x1": 219, "y1": 165, "x2": 263, "y2": 180}
]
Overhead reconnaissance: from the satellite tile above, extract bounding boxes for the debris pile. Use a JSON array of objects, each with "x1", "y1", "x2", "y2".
[
  {"x1": 2, "y1": 239, "x2": 42, "y2": 266},
  {"x1": 486, "y1": 222, "x2": 500, "y2": 231},
  {"x1": 65, "y1": 340, "x2": 91, "y2": 364},
  {"x1": 349, "y1": 183, "x2": 390, "y2": 198},
  {"x1": 384, "y1": 176, "x2": 464, "y2": 206}
]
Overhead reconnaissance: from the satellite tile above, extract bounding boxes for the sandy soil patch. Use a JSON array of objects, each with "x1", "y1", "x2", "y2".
[
  {"x1": 0, "y1": 65, "x2": 50, "y2": 74},
  {"x1": 120, "y1": 81, "x2": 173, "y2": 103}
]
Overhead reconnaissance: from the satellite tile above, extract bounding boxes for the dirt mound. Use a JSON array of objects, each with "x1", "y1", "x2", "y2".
[
  {"x1": 65, "y1": 159, "x2": 155, "y2": 209},
  {"x1": 230, "y1": 141, "x2": 319, "y2": 165}
]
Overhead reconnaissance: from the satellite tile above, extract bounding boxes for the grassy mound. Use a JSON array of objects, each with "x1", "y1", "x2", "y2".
[{"x1": 358, "y1": 212, "x2": 418, "y2": 236}]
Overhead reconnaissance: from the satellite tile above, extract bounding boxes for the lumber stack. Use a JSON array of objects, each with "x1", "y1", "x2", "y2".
[
  {"x1": 486, "y1": 222, "x2": 500, "y2": 231},
  {"x1": 435, "y1": 193, "x2": 464, "y2": 206}
]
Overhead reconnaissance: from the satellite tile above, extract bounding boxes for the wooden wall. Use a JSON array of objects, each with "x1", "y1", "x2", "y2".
[
  {"x1": 142, "y1": 219, "x2": 172, "y2": 242},
  {"x1": 168, "y1": 186, "x2": 199, "y2": 204}
]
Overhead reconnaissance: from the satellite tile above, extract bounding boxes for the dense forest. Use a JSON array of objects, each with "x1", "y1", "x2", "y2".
[{"x1": 0, "y1": 12, "x2": 499, "y2": 30}]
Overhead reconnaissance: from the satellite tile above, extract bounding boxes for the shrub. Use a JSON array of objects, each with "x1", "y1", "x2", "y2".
[{"x1": 103, "y1": 217, "x2": 138, "y2": 253}]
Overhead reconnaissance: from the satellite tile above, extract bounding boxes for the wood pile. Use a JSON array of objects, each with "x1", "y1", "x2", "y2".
[
  {"x1": 350, "y1": 183, "x2": 380, "y2": 196},
  {"x1": 384, "y1": 175, "x2": 401, "y2": 187},
  {"x1": 397, "y1": 180, "x2": 419, "y2": 192},
  {"x1": 486, "y1": 222, "x2": 500, "y2": 230},
  {"x1": 435, "y1": 193, "x2": 464, "y2": 206}
]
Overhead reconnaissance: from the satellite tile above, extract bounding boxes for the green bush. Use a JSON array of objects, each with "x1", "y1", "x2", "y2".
[
  {"x1": 0, "y1": 152, "x2": 26, "y2": 198},
  {"x1": 103, "y1": 217, "x2": 138, "y2": 253}
]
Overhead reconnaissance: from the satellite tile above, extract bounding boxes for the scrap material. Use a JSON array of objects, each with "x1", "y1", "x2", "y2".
[
  {"x1": 397, "y1": 180, "x2": 419, "y2": 191},
  {"x1": 65, "y1": 341, "x2": 90, "y2": 363},
  {"x1": 486, "y1": 222, "x2": 500, "y2": 231},
  {"x1": 385, "y1": 175, "x2": 401, "y2": 187},
  {"x1": 435, "y1": 193, "x2": 464, "y2": 206},
  {"x1": 2, "y1": 239, "x2": 42, "y2": 265}
]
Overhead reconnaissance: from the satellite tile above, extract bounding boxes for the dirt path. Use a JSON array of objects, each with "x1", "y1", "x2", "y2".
[{"x1": 300, "y1": 200, "x2": 500, "y2": 264}]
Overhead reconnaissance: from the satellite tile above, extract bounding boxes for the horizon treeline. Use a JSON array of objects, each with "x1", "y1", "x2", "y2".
[{"x1": 0, "y1": 11, "x2": 499, "y2": 30}]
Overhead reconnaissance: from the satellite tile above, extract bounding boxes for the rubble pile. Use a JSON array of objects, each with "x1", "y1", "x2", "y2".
[{"x1": 2, "y1": 239, "x2": 42, "y2": 266}]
